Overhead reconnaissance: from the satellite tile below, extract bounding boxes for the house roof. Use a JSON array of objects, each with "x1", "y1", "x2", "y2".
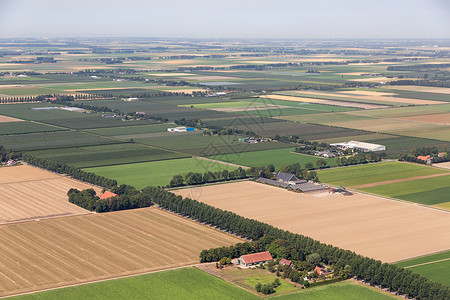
[
  {"x1": 417, "y1": 155, "x2": 431, "y2": 161},
  {"x1": 276, "y1": 172, "x2": 298, "y2": 182},
  {"x1": 314, "y1": 266, "x2": 326, "y2": 274},
  {"x1": 241, "y1": 251, "x2": 273, "y2": 264},
  {"x1": 279, "y1": 258, "x2": 292, "y2": 266},
  {"x1": 99, "y1": 191, "x2": 118, "y2": 200}
]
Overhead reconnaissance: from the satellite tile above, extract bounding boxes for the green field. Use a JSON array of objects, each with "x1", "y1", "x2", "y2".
[
  {"x1": 360, "y1": 174, "x2": 450, "y2": 205},
  {"x1": 84, "y1": 157, "x2": 238, "y2": 188},
  {"x1": 26, "y1": 143, "x2": 188, "y2": 168},
  {"x1": 0, "y1": 121, "x2": 66, "y2": 135},
  {"x1": 396, "y1": 251, "x2": 450, "y2": 286},
  {"x1": 85, "y1": 123, "x2": 174, "y2": 136},
  {"x1": 208, "y1": 147, "x2": 335, "y2": 169},
  {"x1": 317, "y1": 161, "x2": 449, "y2": 187},
  {"x1": 10, "y1": 268, "x2": 396, "y2": 300}
]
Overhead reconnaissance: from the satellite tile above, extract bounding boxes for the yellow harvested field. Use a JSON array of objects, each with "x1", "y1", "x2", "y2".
[
  {"x1": 0, "y1": 207, "x2": 242, "y2": 297},
  {"x1": 348, "y1": 77, "x2": 395, "y2": 82},
  {"x1": 147, "y1": 72, "x2": 194, "y2": 76},
  {"x1": 337, "y1": 90, "x2": 396, "y2": 97},
  {"x1": 187, "y1": 75, "x2": 240, "y2": 81},
  {"x1": 397, "y1": 113, "x2": 450, "y2": 125},
  {"x1": 385, "y1": 85, "x2": 450, "y2": 94},
  {"x1": 434, "y1": 162, "x2": 450, "y2": 170},
  {"x1": 161, "y1": 88, "x2": 207, "y2": 94},
  {"x1": 0, "y1": 115, "x2": 23, "y2": 122},
  {"x1": 174, "y1": 181, "x2": 450, "y2": 263},
  {"x1": 0, "y1": 165, "x2": 99, "y2": 223},
  {"x1": 259, "y1": 94, "x2": 324, "y2": 103}
]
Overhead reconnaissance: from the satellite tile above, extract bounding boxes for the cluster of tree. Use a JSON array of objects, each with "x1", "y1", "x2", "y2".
[
  {"x1": 9, "y1": 57, "x2": 57, "y2": 64},
  {"x1": 21, "y1": 154, "x2": 117, "y2": 188},
  {"x1": 0, "y1": 93, "x2": 102, "y2": 104},
  {"x1": 0, "y1": 145, "x2": 20, "y2": 163},
  {"x1": 398, "y1": 147, "x2": 448, "y2": 164},
  {"x1": 67, "y1": 184, "x2": 153, "y2": 213},
  {"x1": 168, "y1": 167, "x2": 248, "y2": 187},
  {"x1": 334, "y1": 152, "x2": 386, "y2": 166},
  {"x1": 255, "y1": 278, "x2": 280, "y2": 294},
  {"x1": 278, "y1": 163, "x2": 320, "y2": 180},
  {"x1": 138, "y1": 187, "x2": 449, "y2": 299},
  {"x1": 388, "y1": 79, "x2": 450, "y2": 88},
  {"x1": 387, "y1": 63, "x2": 450, "y2": 71}
]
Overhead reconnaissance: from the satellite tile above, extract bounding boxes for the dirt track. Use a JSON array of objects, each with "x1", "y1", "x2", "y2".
[{"x1": 174, "y1": 181, "x2": 450, "y2": 263}]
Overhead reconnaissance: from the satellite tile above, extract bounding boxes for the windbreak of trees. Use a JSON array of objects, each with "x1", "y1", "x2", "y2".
[
  {"x1": 0, "y1": 145, "x2": 20, "y2": 163},
  {"x1": 67, "y1": 184, "x2": 153, "y2": 213},
  {"x1": 21, "y1": 154, "x2": 117, "y2": 188},
  {"x1": 335, "y1": 152, "x2": 386, "y2": 166},
  {"x1": 169, "y1": 167, "x2": 248, "y2": 187},
  {"x1": 398, "y1": 147, "x2": 449, "y2": 164}
]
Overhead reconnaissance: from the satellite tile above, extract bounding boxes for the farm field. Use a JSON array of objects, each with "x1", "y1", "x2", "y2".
[
  {"x1": 360, "y1": 174, "x2": 450, "y2": 206},
  {"x1": 0, "y1": 165, "x2": 97, "y2": 223},
  {"x1": 0, "y1": 121, "x2": 66, "y2": 135},
  {"x1": 317, "y1": 161, "x2": 449, "y2": 187},
  {"x1": 208, "y1": 147, "x2": 335, "y2": 169},
  {"x1": 396, "y1": 251, "x2": 450, "y2": 286},
  {"x1": 26, "y1": 143, "x2": 188, "y2": 168},
  {"x1": 0, "y1": 115, "x2": 23, "y2": 122},
  {"x1": 84, "y1": 157, "x2": 238, "y2": 188},
  {"x1": 8, "y1": 268, "x2": 396, "y2": 300},
  {"x1": 174, "y1": 181, "x2": 450, "y2": 262},
  {"x1": 0, "y1": 207, "x2": 242, "y2": 297}
]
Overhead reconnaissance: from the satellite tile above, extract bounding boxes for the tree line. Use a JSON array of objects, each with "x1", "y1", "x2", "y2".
[
  {"x1": 398, "y1": 147, "x2": 448, "y2": 164},
  {"x1": 169, "y1": 167, "x2": 248, "y2": 187}
]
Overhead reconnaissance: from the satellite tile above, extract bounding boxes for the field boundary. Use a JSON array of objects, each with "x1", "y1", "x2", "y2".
[
  {"x1": 404, "y1": 257, "x2": 450, "y2": 269},
  {"x1": 349, "y1": 172, "x2": 450, "y2": 189}
]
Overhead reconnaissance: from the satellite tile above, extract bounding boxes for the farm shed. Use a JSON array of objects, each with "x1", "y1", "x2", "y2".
[
  {"x1": 238, "y1": 251, "x2": 273, "y2": 267},
  {"x1": 330, "y1": 141, "x2": 386, "y2": 152}
]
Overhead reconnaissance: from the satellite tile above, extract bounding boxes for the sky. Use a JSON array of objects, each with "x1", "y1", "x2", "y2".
[{"x1": 0, "y1": 0, "x2": 449, "y2": 39}]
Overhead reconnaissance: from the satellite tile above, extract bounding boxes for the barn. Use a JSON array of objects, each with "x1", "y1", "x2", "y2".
[{"x1": 238, "y1": 251, "x2": 273, "y2": 267}]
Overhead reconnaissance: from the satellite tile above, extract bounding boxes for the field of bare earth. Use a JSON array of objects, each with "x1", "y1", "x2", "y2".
[
  {"x1": 0, "y1": 165, "x2": 100, "y2": 223},
  {"x1": 174, "y1": 181, "x2": 450, "y2": 263},
  {"x1": 0, "y1": 207, "x2": 242, "y2": 297}
]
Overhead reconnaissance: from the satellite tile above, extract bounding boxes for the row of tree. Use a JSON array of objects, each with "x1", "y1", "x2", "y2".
[
  {"x1": 138, "y1": 187, "x2": 448, "y2": 299},
  {"x1": 21, "y1": 154, "x2": 117, "y2": 188},
  {"x1": 168, "y1": 168, "x2": 248, "y2": 187},
  {"x1": 67, "y1": 184, "x2": 153, "y2": 213},
  {"x1": 334, "y1": 152, "x2": 386, "y2": 166},
  {"x1": 0, "y1": 145, "x2": 20, "y2": 163}
]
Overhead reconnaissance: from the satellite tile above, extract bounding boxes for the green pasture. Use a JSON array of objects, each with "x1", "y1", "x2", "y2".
[
  {"x1": 208, "y1": 147, "x2": 335, "y2": 170},
  {"x1": 317, "y1": 161, "x2": 448, "y2": 187},
  {"x1": 236, "y1": 107, "x2": 323, "y2": 117},
  {"x1": 84, "y1": 157, "x2": 238, "y2": 188},
  {"x1": 243, "y1": 97, "x2": 356, "y2": 112},
  {"x1": 360, "y1": 174, "x2": 450, "y2": 205},
  {"x1": 396, "y1": 251, "x2": 450, "y2": 286},
  {"x1": 179, "y1": 101, "x2": 258, "y2": 109},
  {"x1": 26, "y1": 143, "x2": 188, "y2": 168},
  {"x1": 85, "y1": 123, "x2": 173, "y2": 136},
  {"x1": 10, "y1": 268, "x2": 396, "y2": 300}
]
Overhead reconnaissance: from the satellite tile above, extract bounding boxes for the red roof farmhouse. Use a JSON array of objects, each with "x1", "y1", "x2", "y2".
[
  {"x1": 238, "y1": 251, "x2": 273, "y2": 267},
  {"x1": 99, "y1": 191, "x2": 118, "y2": 200}
]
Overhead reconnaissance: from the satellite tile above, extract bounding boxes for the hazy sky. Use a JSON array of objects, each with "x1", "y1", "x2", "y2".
[{"x1": 0, "y1": 0, "x2": 449, "y2": 39}]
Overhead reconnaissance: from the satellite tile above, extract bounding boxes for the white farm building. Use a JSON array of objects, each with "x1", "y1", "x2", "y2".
[{"x1": 331, "y1": 141, "x2": 386, "y2": 152}]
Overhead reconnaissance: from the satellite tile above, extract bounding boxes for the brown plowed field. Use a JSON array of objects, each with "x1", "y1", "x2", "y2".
[
  {"x1": 0, "y1": 165, "x2": 98, "y2": 223},
  {"x1": 0, "y1": 115, "x2": 23, "y2": 122},
  {"x1": 397, "y1": 113, "x2": 450, "y2": 125},
  {"x1": 174, "y1": 181, "x2": 450, "y2": 263},
  {"x1": 0, "y1": 207, "x2": 242, "y2": 297}
]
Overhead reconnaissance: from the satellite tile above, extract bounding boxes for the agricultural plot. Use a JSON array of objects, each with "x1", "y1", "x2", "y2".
[
  {"x1": 135, "y1": 131, "x2": 291, "y2": 156},
  {"x1": 0, "y1": 165, "x2": 97, "y2": 223},
  {"x1": 0, "y1": 131, "x2": 120, "y2": 151},
  {"x1": 85, "y1": 123, "x2": 174, "y2": 137},
  {"x1": 7, "y1": 268, "x2": 395, "y2": 300},
  {"x1": 174, "y1": 181, "x2": 450, "y2": 262},
  {"x1": 26, "y1": 143, "x2": 188, "y2": 168},
  {"x1": 0, "y1": 121, "x2": 66, "y2": 135},
  {"x1": 0, "y1": 207, "x2": 242, "y2": 297},
  {"x1": 360, "y1": 175, "x2": 450, "y2": 206},
  {"x1": 317, "y1": 161, "x2": 449, "y2": 187},
  {"x1": 0, "y1": 115, "x2": 23, "y2": 122},
  {"x1": 396, "y1": 251, "x2": 450, "y2": 286},
  {"x1": 208, "y1": 147, "x2": 335, "y2": 170},
  {"x1": 84, "y1": 157, "x2": 238, "y2": 188}
]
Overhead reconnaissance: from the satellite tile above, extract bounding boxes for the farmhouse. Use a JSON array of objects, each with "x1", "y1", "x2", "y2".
[
  {"x1": 99, "y1": 191, "x2": 118, "y2": 200},
  {"x1": 238, "y1": 251, "x2": 273, "y2": 267},
  {"x1": 315, "y1": 150, "x2": 335, "y2": 158},
  {"x1": 123, "y1": 97, "x2": 139, "y2": 102},
  {"x1": 417, "y1": 155, "x2": 432, "y2": 164},
  {"x1": 330, "y1": 141, "x2": 386, "y2": 152},
  {"x1": 279, "y1": 258, "x2": 294, "y2": 268},
  {"x1": 276, "y1": 172, "x2": 307, "y2": 185},
  {"x1": 258, "y1": 172, "x2": 328, "y2": 193},
  {"x1": 312, "y1": 266, "x2": 328, "y2": 276}
]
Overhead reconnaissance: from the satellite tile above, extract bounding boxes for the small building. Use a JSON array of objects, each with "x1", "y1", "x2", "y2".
[
  {"x1": 276, "y1": 172, "x2": 299, "y2": 184},
  {"x1": 315, "y1": 150, "x2": 335, "y2": 158},
  {"x1": 99, "y1": 191, "x2": 118, "y2": 200},
  {"x1": 417, "y1": 155, "x2": 432, "y2": 164},
  {"x1": 6, "y1": 159, "x2": 16, "y2": 166},
  {"x1": 123, "y1": 97, "x2": 139, "y2": 102},
  {"x1": 238, "y1": 251, "x2": 273, "y2": 267},
  {"x1": 313, "y1": 266, "x2": 327, "y2": 276},
  {"x1": 239, "y1": 137, "x2": 249, "y2": 143},
  {"x1": 167, "y1": 127, "x2": 194, "y2": 133},
  {"x1": 279, "y1": 258, "x2": 294, "y2": 268}
]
